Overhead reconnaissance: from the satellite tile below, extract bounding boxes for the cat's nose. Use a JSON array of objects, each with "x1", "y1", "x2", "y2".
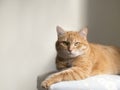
[
  {"x1": 68, "y1": 49, "x2": 72, "y2": 52},
  {"x1": 68, "y1": 46, "x2": 73, "y2": 53},
  {"x1": 68, "y1": 48, "x2": 72, "y2": 53}
]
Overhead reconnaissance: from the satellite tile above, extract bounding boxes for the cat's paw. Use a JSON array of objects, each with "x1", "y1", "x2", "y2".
[{"x1": 41, "y1": 80, "x2": 51, "y2": 89}]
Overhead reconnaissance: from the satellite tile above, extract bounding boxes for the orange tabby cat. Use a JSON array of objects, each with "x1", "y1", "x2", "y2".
[{"x1": 41, "y1": 26, "x2": 120, "y2": 88}]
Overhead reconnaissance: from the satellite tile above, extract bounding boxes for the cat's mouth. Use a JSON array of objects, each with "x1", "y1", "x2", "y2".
[
  {"x1": 58, "y1": 50, "x2": 85, "y2": 58},
  {"x1": 67, "y1": 50, "x2": 85, "y2": 57},
  {"x1": 67, "y1": 51, "x2": 79, "y2": 57}
]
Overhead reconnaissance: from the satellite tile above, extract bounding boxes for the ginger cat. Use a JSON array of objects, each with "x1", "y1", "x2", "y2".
[{"x1": 41, "y1": 26, "x2": 120, "y2": 88}]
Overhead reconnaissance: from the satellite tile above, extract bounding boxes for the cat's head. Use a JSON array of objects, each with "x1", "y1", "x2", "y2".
[{"x1": 56, "y1": 26, "x2": 89, "y2": 58}]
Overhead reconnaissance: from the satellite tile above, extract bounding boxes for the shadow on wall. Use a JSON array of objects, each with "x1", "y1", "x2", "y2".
[
  {"x1": 37, "y1": 71, "x2": 57, "y2": 90},
  {"x1": 37, "y1": 72, "x2": 49, "y2": 90},
  {"x1": 87, "y1": 0, "x2": 120, "y2": 46},
  {"x1": 36, "y1": 52, "x2": 56, "y2": 90}
]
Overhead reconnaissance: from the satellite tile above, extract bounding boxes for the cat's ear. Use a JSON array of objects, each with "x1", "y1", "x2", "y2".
[
  {"x1": 56, "y1": 26, "x2": 65, "y2": 37},
  {"x1": 79, "y1": 27, "x2": 88, "y2": 39}
]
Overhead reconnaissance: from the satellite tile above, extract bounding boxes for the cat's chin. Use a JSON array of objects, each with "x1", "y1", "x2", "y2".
[
  {"x1": 68, "y1": 51, "x2": 85, "y2": 58},
  {"x1": 58, "y1": 53, "x2": 81, "y2": 58},
  {"x1": 57, "y1": 51, "x2": 85, "y2": 58},
  {"x1": 68, "y1": 54, "x2": 80, "y2": 58}
]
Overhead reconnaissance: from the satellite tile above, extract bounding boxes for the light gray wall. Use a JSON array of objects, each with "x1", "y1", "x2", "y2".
[
  {"x1": 87, "y1": 0, "x2": 120, "y2": 46},
  {"x1": 0, "y1": 0, "x2": 87, "y2": 90},
  {"x1": 0, "y1": 0, "x2": 120, "y2": 90}
]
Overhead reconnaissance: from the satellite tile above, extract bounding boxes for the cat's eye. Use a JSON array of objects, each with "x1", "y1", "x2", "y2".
[
  {"x1": 62, "y1": 41, "x2": 70, "y2": 46},
  {"x1": 74, "y1": 42, "x2": 80, "y2": 46}
]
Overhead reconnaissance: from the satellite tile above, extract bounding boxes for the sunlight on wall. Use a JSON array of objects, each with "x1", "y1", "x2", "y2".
[{"x1": 0, "y1": 0, "x2": 87, "y2": 90}]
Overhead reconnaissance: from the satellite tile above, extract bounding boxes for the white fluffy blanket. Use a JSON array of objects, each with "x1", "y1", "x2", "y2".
[{"x1": 49, "y1": 75, "x2": 120, "y2": 90}]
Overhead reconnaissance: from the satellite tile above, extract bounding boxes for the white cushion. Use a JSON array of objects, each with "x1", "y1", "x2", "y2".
[{"x1": 49, "y1": 75, "x2": 120, "y2": 90}]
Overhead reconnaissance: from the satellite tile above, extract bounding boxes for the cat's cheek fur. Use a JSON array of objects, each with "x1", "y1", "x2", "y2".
[
  {"x1": 57, "y1": 49, "x2": 86, "y2": 58},
  {"x1": 57, "y1": 50, "x2": 68, "y2": 58},
  {"x1": 72, "y1": 50, "x2": 85, "y2": 56},
  {"x1": 70, "y1": 45, "x2": 88, "y2": 57}
]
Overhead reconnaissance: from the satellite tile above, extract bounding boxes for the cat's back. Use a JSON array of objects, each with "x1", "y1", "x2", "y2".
[
  {"x1": 89, "y1": 43, "x2": 120, "y2": 64},
  {"x1": 90, "y1": 43, "x2": 120, "y2": 56},
  {"x1": 90, "y1": 43, "x2": 120, "y2": 74}
]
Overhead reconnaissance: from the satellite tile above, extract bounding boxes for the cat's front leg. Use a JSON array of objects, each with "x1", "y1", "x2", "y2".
[
  {"x1": 41, "y1": 67, "x2": 90, "y2": 88},
  {"x1": 41, "y1": 72, "x2": 63, "y2": 88}
]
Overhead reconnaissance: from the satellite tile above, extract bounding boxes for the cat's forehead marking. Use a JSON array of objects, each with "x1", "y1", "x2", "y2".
[
  {"x1": 66, "y1": 32, "x2": 78, "y2": 37},
  {"x1": 66, "y1": 31, "x2": 80, "y2": 42},
  {"x1": 58, "y1": 31, "x2": 82, "y2": 42}
]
